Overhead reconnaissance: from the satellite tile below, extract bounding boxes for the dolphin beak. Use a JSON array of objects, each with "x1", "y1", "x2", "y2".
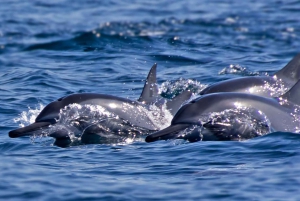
[
  {"x1": 9, "y1": 122, "x2": 52, "y2": 138},
  {"x1": 145, "y1": 124, "x2": 191, "y2": 142}
]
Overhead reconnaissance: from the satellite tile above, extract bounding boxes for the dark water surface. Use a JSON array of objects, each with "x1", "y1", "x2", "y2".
[{"x1": 1, "y1": 0, "x2": 300, "y2": 200}]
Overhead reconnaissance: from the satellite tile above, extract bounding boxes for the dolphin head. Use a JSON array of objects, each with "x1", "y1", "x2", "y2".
[
  {"x1": 8, "y1": 97, "x2": 66, "y2": 138},
  {"x1": 35, "y1": 97, "x2": 65, "y2": 123}
]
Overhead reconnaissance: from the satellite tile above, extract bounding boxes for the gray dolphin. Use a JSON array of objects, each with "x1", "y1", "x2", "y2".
[
  {"x1": 9, "y1": 64, "x2": 192, "y2": 141},
  {"x1": 145, "y1": 79, "x2": 300, "y2": 143},
  {"x1": 200, "y1": 53, "x2": 300, "y2": 97}
]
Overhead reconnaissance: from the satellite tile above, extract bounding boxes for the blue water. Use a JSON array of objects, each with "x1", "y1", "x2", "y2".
[{"x1": 1, "y1": 0, "x2": 300, "y2": 200}]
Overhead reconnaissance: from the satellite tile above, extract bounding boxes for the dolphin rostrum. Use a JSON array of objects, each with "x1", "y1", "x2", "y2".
[
  {"x1": 9, "y1": 64, "x2": 192, "y2": 143},
  {"x1": 200, "y1": 53, "x2": 300, "y2": 97},
  {"x1": 146, "y1": 79, "x2": 300, "y2": 143}
]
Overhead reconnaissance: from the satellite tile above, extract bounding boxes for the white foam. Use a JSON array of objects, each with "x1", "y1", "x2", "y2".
[
  {"x1": 13, "y1": 103, "x2": 45, "y2": 127},
  {"x1": 160, "y1": 78, "x2": 206, "y2": 95}
]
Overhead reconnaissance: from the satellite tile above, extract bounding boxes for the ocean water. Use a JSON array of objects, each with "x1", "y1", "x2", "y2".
[{"x1": 1, "y1": 0, "x2": 300, "y2": 200}]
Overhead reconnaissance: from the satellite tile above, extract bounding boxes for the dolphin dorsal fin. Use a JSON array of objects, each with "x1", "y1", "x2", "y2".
[
  {"x1": 138, "y1": 64, "x2": 159, "y2": 104},
  {"x1": 280, "y1": 79, "x2": 300, "y2": 105},
  {"x1": 166, "y1": 91, "x2": 193, "y2": 115},
  {"x1": 274, "y1": 53, "x2": 300, "y2": 83}
]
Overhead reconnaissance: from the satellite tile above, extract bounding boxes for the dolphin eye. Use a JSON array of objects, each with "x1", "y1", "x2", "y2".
[{"x1": 190, "y1": 100, "x2": 196, "y2": 103}]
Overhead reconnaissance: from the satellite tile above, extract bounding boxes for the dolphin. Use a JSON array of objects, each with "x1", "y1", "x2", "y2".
[
  {"x1": 9, "y1": 64, "x2": 192, "y2": 142},
  {"x1": 200, "y1": 53, "x2": 300, "y2": 97},
  {"x1": 145, "y1": 79, "x2": 300, "y2": 143}
]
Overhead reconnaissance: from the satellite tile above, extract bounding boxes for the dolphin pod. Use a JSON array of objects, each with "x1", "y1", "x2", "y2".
[
  {"x1": 9, "y1": 53, "x2": 300, "y2": 145},
  {"x1": 146, "y1": 53, "x2": 300, "y2": 142},
  {"x1": 9, "y1": 64, "x2": 192, "y2": 144}
]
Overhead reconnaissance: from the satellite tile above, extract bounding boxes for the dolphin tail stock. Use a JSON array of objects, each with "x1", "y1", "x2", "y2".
[
  {"x1": 8, "y1": 122, "x2": 51, "y2": 138},
  {"x1": 274, "y1": 53, "x2": 300, "y2": 84},
  {"x1": 166, "y1": 90, "x2": 193, "y2": 115},
  {"x1": 138, "y1": 63, "x2": 159, "y2": 104}
]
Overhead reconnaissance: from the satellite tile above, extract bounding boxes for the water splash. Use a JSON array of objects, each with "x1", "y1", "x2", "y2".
[
  {"x1": 175, "y1": 107, "x2": 272, "y2": 142},
  {"x1": 53, "y1": 104, "x2": 119, "y2": 139},
  {"x1": 13, "y1": 104, "x2": 44, "y2": 127},
  {"x1": 201, "y1": 107, "x2": 272, "y2": 140},
  {"x1": 262, "y1": 78, "x2": 289, "y2": 97},
  {"x1": 219, "y1": 64, "x2": 259, "y2": 76},
  {"x1": 143, "y1": 103, "x2": 173, "y2": 130},
  {"x1": 160, "y1": 78, "x2": 206, "y2": 98},
  {"x1": 45, "y1": 104, "x2": 138, "y2": 144}
]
